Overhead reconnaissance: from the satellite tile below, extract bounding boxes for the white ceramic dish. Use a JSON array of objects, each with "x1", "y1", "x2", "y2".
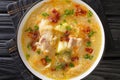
[{"x1": 17, "y1": 0, "x2": 105, "y2": 80}]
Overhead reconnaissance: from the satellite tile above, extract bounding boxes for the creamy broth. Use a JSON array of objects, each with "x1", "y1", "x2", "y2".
[{"x1": 21, "y1": 0, "x2": 102, "y2": 79}]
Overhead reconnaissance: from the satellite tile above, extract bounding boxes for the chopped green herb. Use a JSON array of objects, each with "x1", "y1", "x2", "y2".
[
  {"x1": 84, "y1": 54, "x2": 93, "y2": 60},
  {"x1": 56, "y1": 63, "x2": 65, "y2": 70},
  {"x1": 27, "y1": 43, "x2": 31, "y2": 49},
  {"x1": 63, "y1": 19, "x2": 67, "y2": 22},
  {"x1": 65, "y1": 0, "x2": 71, "y2": 3},
  {"x1": 74, "y1": 20, "x2": 78, "y2": 24},
  {"x1": 69, "y1": 63, "x2": 74, "y2": 67},
  {"x1": 64, "y1": 9, "x2": 74, "y2": 16},
  {"x1": 45, "y1": 56, "x2": 51, "y2": 63},
  {"x1": 64, "y1": 50, "x2": 72, "y2": 56},
  {"x1": 42, "y1": 12, "x2": 49, "y2": 17},
  {"x1": 26, "y1": 54, "x2": 30, "y2": 60},
  {"x1": 56, "y1": 64, "x2": 63, "y2": 70},
  {"x1": 86, "y1": 41, "x2": 91, "y2": 47},
  {"x1": 25, "y1": 27, "x2": 33, "y2": 32},
  {"x1": 37, "y1": 50, "x2": 41, "y2": 54},
  {"x1": 87, "y1": 10, "x2": 93, "y2": 17},
  {"x1": 88, "y1": 31, "x2": 96, "y2": 37},
  {"x1": 88, "y1": 19, "x2": 91, "y2": 23},
  {"x1": 60, "y1": 23, "x2": 63, "y2": 26},
  {"x1": 66, "y1": 26, "x2": 72, "y2": 31},
  {"x1": 34, "y1": 25, "x2": 39, "y2": 31}
]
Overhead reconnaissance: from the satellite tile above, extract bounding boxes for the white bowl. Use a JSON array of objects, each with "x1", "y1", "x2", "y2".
[{"x1": 17, "y1": 0, "x2": 105, "y2": 80}]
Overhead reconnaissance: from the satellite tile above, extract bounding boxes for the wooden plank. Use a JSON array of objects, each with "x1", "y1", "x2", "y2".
[
  {"x1": 0, "y1": 43, "x2": 7, "y2": 47},
  {"x1": 92, "y1": 72, "x2": 120, "y2": 79},
  {"x1": 0, "y1": 1, "x2": 17, "y2": 13},
  {"x1": 101, "y1": 0, "x2": 120, "y2": 16},
  {"x1": 103, "y1": 51, "x2": 120, "y2": 58},
  {"x1": 107, "y1": 16, "x2": 120, "y2": 23},
  {"x1": 0, "y1": 27, "x2": 14, "y2": 33},
  {"x1": 0, "y1": 48, "x2": 9, "y2": 56},
  {"x1": 0, "y1": 33, "x2": 14, "y2": 40},
  {"x1": 0, "y1": 25, "x2": 14, "y2": 29}
]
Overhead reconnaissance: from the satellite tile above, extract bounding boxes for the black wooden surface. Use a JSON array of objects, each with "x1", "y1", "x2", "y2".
[{"x1": 0, "y1": 0, "x2": 120, "y2": 80}]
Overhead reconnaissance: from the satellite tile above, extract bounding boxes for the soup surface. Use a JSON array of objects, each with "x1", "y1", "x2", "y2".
[{"x1": 21, "y1": 0, "x2": 102, "y2": 79}]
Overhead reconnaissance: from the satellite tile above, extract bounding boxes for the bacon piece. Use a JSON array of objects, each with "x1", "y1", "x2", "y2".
[
  {"x1": 71, "y1": 56, "x2": 79, "y2": 61},
  {"x1": 51, "y1": 68, "x2": 56, "y2": 71},
  {"x1": 41, "y1": 58, "x2": 47, "y2": 66},
  {"x1": 64, "y1": 31, "x2": 70, "y2": 37},
  {"x1": 27, "y1": 31, "x2": 39, "y2": 40},
  {"x1": 82, "y1": 27, "x2": 91, "y2": 34},
  {"x1": 48, "y1": 9, "x2": 60, "y2": 23},
  {"x1": 30, "y1": 41, "x2": 36, "y2": 51},
  {"x1": 85, "y1": 48, "x2": 93, "y2": 53},
  {"x1": 60, "y1": 37, "x2": 69, "y2": 42},
  {"x1": 27, "y1": 31, "x2": 40, "y2": 51},
  {"x1": 63, "y1": 63, "x2": 69, "y2": 70},
  {"x1": 35, "y1": 31, "x2": 55, "y2": 52},
  {"x1": 60, "y1": 31, "x2": 70, "y2": 42},
  {"x1": 75, "y1": 5, "x2": 87, "y2": 16}
]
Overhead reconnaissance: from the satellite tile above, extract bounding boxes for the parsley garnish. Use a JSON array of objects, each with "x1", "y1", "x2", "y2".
[
  {"x1": 66, "y1": 26, "x2": 72, "y2": 31},
  {"x1": 84, "y1": 54, "x2": 93, "y2": 60},
  {"x1": 87, "y1": 10, "x2": 93, "y2": 17},
  {"x1": 37, "y1": 50, "x2": 41, "y2": 54},
  {"x1": 25, "y1": 27, "x2": 33, "y2": 32},
  {"x1": 34, "y1": 25, "x2": 39, "y2": 31},
  {"x1": 88, "y1": 19, "x2": 91, "y2": 23},
  {"x1": 42, "y1": 12, "x2": 49, "y2": 17},
  {"x1": 69, "y1": 63, "x2": 74, "y2": 67},
  {"x1": 27, "y1": 43, "x2": 31, "y2": 50},
  {"x1": 56, "y1": 63, "x2": 65, "y2": 70},
  {"x1": 45, "y1": 56, "x2": 51, "y2": 63},
  {"x1": 86, "y1": 41, "x2": 91, "y2": 47},
  {"x1": 88, "y1": 31, "x2": 96, "y2": 37},
  {"x1": 64, "y1": 9, "x2": 74, "y2": 16},
  {"x1": 26, "y1": 54, "x2": 30, "y2": 60},
  {"x1": 65, "y1": 0, "x2": 71, "y2": 3}
]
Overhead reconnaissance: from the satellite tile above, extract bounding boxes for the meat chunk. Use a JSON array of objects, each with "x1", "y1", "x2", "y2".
[
  {"x1": 68, "y1": 37, "x2": 82, "y2": 49},
  {"x1": 39, "y1": 19, "x2": 53, "y2": 34},
  {"x1": 36, "y1": 31, "x2": 56, "y2": 52}
]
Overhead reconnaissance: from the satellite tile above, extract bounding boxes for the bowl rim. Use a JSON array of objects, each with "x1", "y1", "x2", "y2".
[{"x1": 17, "y1": 0, "x2": 105, "y2": 80}]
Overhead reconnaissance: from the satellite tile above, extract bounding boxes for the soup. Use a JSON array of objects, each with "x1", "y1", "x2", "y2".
[{"x1": 21, "y1": 0, "x2": 102, "y2": 79}]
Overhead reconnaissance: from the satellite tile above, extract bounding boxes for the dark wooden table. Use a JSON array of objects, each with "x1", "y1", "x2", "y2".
[{"x1": 0, "y1": 0, "x2": 120, "y2": 80}]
